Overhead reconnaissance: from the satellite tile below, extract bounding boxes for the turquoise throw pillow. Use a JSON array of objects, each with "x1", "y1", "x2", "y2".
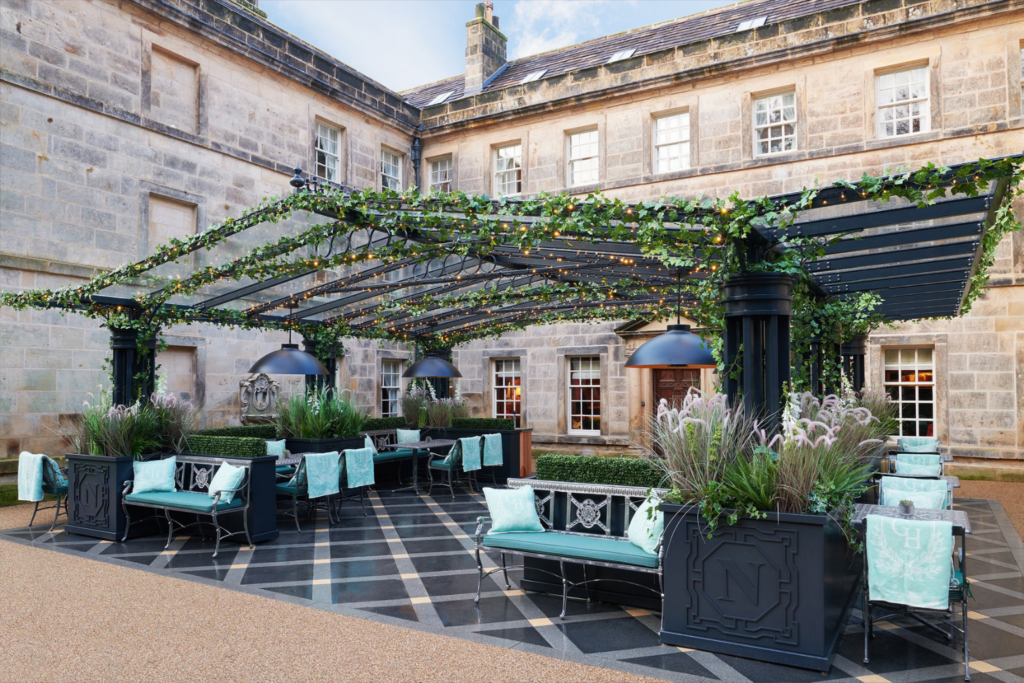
[
  {"x1": 133, "y1": 457, "x2": 176, "y2": 494},
  {"x1": 266, "y1": 439, "x2": 286, "y2": 457},
  {"x1": 396, "y1": 429, "x2": 420, "y2": 444},
  {"x1": 364, "y1": 435, "x2": 378, "y2": 455},
  {"x1": 627, "y1": 497, "x2": 664, "y2": 555},
  {"x1": 483, "y1": 485, "x2": 544, "y2": 534},
  {"x1": 209, "y1": 461, "x2": 245, "y2": 503}
]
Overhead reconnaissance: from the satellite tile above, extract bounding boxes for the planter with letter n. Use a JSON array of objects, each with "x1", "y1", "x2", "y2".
[{"x1": 659, "y1": 504, "x2": 862, "y2": 671}]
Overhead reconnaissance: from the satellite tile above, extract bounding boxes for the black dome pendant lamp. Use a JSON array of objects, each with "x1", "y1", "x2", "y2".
[
  {"x1": 625, "y1": 268, "x2": 717, "y2": 369},
  {"x1": 403, "y1": 353, "x2": 462, "y2": 379},
  {"x1": 249, "y1": 305, "x2": 329, "y2": 376}
]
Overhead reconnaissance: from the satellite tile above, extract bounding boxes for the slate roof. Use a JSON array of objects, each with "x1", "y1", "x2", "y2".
[{"x1": 403, "y1": 0, "x2": 863, "y2": 108}]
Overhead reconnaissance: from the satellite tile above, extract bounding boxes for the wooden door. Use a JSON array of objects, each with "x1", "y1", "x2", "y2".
[{"x1": 653, "y1": 369, "x2": 701, "y2": 408}]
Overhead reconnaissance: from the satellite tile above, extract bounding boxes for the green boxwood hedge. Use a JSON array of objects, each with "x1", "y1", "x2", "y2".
[
  {"x1": 196, "y1": 425, "x2": 278, "y2": 439},
  {"x1": 186, "y1": 435, "x2": 268, "y2": 459},
  {"x1": 362, "y1": 417, "x2": 407, "y2": 431},
  {"x1": 535, "y1": 454, "x2": 665, "y2": 489},
  {"x1": 451, "y1": 417, "x2": 516, "y2": 431}
]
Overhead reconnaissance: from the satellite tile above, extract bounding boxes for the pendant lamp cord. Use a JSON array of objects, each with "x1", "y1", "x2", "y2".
[{"x1": 676, "y1": 267, "x2": 682, "y2": 325}]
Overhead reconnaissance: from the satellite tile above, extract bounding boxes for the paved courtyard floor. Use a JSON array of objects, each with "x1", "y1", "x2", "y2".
[{"x1": 3, "y1": 489, "x2": 1024, "y2": 682}]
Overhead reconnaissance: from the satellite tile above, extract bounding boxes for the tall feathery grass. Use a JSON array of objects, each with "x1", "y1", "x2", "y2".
[{"x1": 277, "y1": 386, "x2": 367, "y2": 439}]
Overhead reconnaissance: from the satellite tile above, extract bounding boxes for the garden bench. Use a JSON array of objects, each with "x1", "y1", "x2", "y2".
[
  {"x1": 122, "y1": 454, "x2": 255, "y2": 557},
  {"x1": 474, "y1": 478, "x2": 669, "y2": 619}
]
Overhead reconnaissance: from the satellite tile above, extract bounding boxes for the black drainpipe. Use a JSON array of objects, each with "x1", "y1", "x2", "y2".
[{"x1": 411, "y1": 135, "x2": 422, "y2": 190}]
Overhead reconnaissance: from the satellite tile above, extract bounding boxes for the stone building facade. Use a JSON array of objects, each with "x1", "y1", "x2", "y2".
[{"x1": 1, "y1": 0, "x2": 1022, "y2": 463}]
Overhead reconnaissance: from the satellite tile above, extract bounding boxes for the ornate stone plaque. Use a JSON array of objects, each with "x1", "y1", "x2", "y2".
[{"x1": 239, "y1": 373, "x2": 280, "y2": 424}]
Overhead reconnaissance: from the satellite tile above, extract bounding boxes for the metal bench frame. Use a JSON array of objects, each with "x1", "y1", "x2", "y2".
[
  {"x1": 122, "y1": 455, "x2": 254, "y2": 557},
  {"x1": 473, "y1": 478, "x2": 668, "y2": 619}
]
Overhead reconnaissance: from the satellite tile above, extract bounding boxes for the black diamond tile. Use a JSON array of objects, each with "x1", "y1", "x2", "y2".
[
  {"x1": 165, "y1": 550, "x2": 237, "y2": 569},
  {"x1": 924, "y1": 675, "x2": 1002, "y2": 683},
  {"x1": 421, "y1": 571, "x2": 489, "y2": 597},
  {"x1": 403, "y1": 537, "x2": 468, "y2": 554},
  {"x1": 716, "y1": 650, "x2": 847, "y2": 681},
  {"x1": 121, "y1": 554, "x2": 159, "y2": 566},
  {"x1": 968, "y1": 582, "x2": 1024, "y2": 610},
  {"x1": 328, "y1": 527, "x2": 386, "y2": 542},
  {"x1": 359, "y1": 604, "x2": 419, "y2": 622},
  {"x1": 332, "y1": 578, "x2": 409, "y2": 604},
  {"x1": 330, "y1": 541, "x2": 392, "y2": 559},
  {"x1": 409, "y1": 552, "x2": 478, "y2": 573},
  {"x1": 102, "y1": 539, "x2": 169, "y2": 555},
  {"x1": 432, "y1": 596, "x2": 525, "y2": 627},
  {"x1": 622, "y1": 652, "x2": 717, "y2": 677},
  {"x1": 991, "y1": 611, "x2": 1024, "y2": 629},
  {"x1": 836, "y1": 626, "x2": 956, "y2": 673},
  {"x1": 527, "y1": 592, "x2": 623, "y2": 618},
  {"x1": 559, "y1": 616, "x2": 660, "y2": 654},
  {"x1": 395, "y1": 525, "x2": 456, "y2": 539},
  {"x1": 330, "y1": 558, "x2": 399, "y2": 581},
  {"x1": 975, "y1": 576, "x2": 1024, "y2": 592},
  {"x1": 264, "y1": 584, "x2": 312, "y2": 600},
  {"x1": 476, "y1": 625, "x2": 552, "y2": 648},
  {"x1": 183, "y1": 567, "x2": 231, "y2": 582},
  {"x1": 954, "y1": 618, "x2": 1024, "y2": 660},
  {"x1": 242, "y1": 562, "x2": 314, "y2": 585},
  {"x1": 251, "y1": 545, "x2": 315, "y2": 563},
  {"x1": 391, "y1": 516, "x2": 446, "y2": 528}
]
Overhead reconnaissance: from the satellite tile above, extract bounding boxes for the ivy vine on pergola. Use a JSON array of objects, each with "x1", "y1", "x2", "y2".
[{"x1": 2, "y1": 154, "x2": 1021, "y2": 424}]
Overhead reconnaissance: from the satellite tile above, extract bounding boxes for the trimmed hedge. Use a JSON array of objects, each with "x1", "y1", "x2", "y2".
[
  {"x1": 535, "y1": 454, "x2": 665, "y2": 489},
  {"x1": 186, "y1": 435, "x2": 268, "y2": 459},
  {"x1": 196, "y1": 425, "x2": 278, "y2": 439},
  {"x1": 362, "y1": 417, "x2": 407, "y2": 432},
  {"x1": 451, "y1": 417, "x2": 516, "y2": 431}
]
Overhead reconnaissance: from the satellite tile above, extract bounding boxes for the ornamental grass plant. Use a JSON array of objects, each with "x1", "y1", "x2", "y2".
[{"x1": 276, "y1": 386, "x2": 367, "y2": 439}]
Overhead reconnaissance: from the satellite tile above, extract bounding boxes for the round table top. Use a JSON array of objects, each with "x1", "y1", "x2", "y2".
[{"x1": 380, "y1": 439, "x2": 455, "y2": 450}]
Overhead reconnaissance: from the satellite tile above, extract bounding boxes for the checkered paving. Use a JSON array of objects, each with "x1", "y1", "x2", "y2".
[{"x1": 5, "y1": 493, "x2": 1024, "y2": 683}]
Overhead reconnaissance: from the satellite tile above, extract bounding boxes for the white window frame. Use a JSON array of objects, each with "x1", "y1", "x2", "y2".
[
  {"x1": 428, "y1": 157, "x2": 453, "y2": 193},
  {"x1": 883, "y1": 348, "x2": 935, "y2": 438},
  {"x1": 1019, "y1": 46, "x2": 1023, "y2": 103},
  {"x1": 653, "y1": 111, "x2": 690, "y2": 174},
  {"x1": 752, "y1": 91, "x2": 797, "y2": 157},
  {"x1": 381, "y1": 148, "x2": 402, "y2": 191},
  {"x1": 567, "y1": 356, "x2": 601, "y2": 435},
  {"x1": 567, "y1": 129, "x2": 599, "y2": 187},
  {"x1": 493, "y1": 143, "x2": 522, "y2": 197},
  {"x1": 875, "y1": 64, "x2": 930, "y2": 139},
  {"x1": 381, "y1": 359, "x2": 402, "y2": 418},
  {"x1": 492, "y1": 359, "x2": 522, "y2": 428},
  {"x1": 314, "y1": 122, "x2": 341, "y2": 182}
]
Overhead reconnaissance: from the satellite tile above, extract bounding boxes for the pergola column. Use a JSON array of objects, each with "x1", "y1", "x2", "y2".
[
  {"x1": 722, "y1": 273, "x2": 795, "y2": 429},
  {"x1": 109, "y1": 326, "x2": 157, "y2": 406},
  {"x1": 301, "y1": 339, "x2": 337, "y2": 398},
  {"x1": 841, "y1": 334, "x2": 868, "y2": 392}
]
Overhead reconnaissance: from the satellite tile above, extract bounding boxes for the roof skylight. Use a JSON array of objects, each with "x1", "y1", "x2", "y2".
[
  {"x1": 607, "y1": 48, "x2": 636, "y2": 64},
  {"x1": 519, "y1": 69, "x2": 547, "y2": 84},
  {"x1": 427, "y1": 90, "x2": 455, "y2": 106},
  {"x1": 736, "y1": 16, "x2": 767, "y2": 32}
]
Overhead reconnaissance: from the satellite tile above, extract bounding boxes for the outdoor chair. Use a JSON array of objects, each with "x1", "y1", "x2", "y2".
[
  {"x1": 862, "y1": 514, "x2": 971, "y2": 680},
  {"x1": 19, "y1": 453, "x2": 69, "y2": 531},
  {"x1": 879, "y1": 475, "x2": 952, "y2": 510},
  {"x1": 893, "y1": 452, "x2": 943, "y2": 477},
  {"x1": 275, "y1": 452, "x2": 341, "y2": 530},
  {"x1": 336, "y1": 447, "x2": 375, "y2": 517},
  {"x1": 427, "y1": 436, "x2": 481, "y2": 499},
  {"x1": 480, "y1": 433, "x2": 504, "y2": 485}
]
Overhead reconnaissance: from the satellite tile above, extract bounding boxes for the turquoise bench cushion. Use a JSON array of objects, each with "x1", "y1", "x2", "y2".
[
  {"x1": 124, "y1": 491, "x2": 242, "y2": 513},
  {"x1": 275, "y1": 466, "x2": 296, "y2": 474},
  {"x1": 276, "y1": 482, "x2": 305, "y2": 496},
  {"x1": 428, "y1": 458, "x2": 456, "y2": 470},
  {"x1": 373, "y1": 449, "x2": 415, "y2": 463},
  {"x1": 483, "y1": 531, "x2": 660, "y2": 568}
]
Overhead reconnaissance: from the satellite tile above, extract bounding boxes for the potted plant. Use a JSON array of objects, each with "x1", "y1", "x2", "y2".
[
  {"x1": 648, "y1": 390, "x2": 885, "y2": 671},
  {"x1": 277, "y1": 386, "x2": 367, "y2": 454},
  {"x1": 62, "y1": 392, "x2": 200, "y2": 540}
]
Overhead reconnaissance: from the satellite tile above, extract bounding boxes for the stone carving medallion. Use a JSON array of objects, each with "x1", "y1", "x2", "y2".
[{"x1": 239, "y1": 373, "x2": 280, "y2": 424}]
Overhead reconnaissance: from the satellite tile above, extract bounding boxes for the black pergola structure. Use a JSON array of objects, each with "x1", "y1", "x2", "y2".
[{"x1": 81, "y1": 158, "x2": 1014, "y2": 425}]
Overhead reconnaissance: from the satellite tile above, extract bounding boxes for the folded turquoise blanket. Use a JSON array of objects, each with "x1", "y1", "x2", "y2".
[
  {"x1": 305, "y1": 452, "x2": 340, "y2": 500},
  {"x1": 483, "y1": 433, "x2": 503, "y2": 466},
  {"x1": 18, "y1": 452, "x2": 45, "y2": 502},
  {"x1": 344, "y1": 447, "x2": 375, "y2": 489},
  {"x1": 461, "y1": 436, "x2": 482, "y2": 472}
]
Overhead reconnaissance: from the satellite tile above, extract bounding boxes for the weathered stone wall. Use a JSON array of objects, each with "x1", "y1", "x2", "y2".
[{"x1": 0, "y1": 0, "x2": 416, "y2": 457}]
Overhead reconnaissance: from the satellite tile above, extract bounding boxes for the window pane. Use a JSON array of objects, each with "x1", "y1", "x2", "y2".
[
  {"x1": 883, "y1": 346, "x2": 935, "y2": 440},
  {"x1": 568, "y1": 357, "x2": 601, "y2": 433},
  {"x1": 752, "y1": 92, "x2": 797, "y2": 157},
  {"x1": 493, "y1": 359, "x2": 522, "y2": 427}
]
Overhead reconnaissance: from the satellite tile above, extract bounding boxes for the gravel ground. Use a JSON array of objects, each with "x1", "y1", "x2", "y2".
[
  {"x1": 0, "y1": 502, "x2": 664, "y2": 683},
  {"x1": 958, "y1": 480, "x2": 1024, "y2": 537}
]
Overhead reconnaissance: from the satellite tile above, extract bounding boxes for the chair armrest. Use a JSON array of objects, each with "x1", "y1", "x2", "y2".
[
  {"x1": 123, "y1": 480, "x2": 134, "y2": 495},
  {"x1": 475, "y1": 516, "x2": 491, "y2": 544}
]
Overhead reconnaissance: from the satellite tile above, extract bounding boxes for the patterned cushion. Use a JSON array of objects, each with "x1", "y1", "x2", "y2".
[
  {"x1": 627, "y1": 496, "x2": 664, "y2": 555},
  {"x1": 132, "y1": 457, "x2": 176, "y2": 495},
  {"x1": 483, "y1": 485, "x2": 544, "y2": 534},
  {"x1": 899, "y1": 437, "x2": 940, "y2": 453},
  {"x1": 208, "y1": 461, "x2": 245, "y2": 502},
  {"x1": 879, "y1": 476, "x2": 949, "y2": 510},
  {"x1": 866, "y1": 514, "x2": 953, "y2": 610}
]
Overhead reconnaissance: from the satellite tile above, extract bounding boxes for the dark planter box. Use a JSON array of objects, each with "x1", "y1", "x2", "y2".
[
  {"x1": 284, "y1": 436, "x2": 364, "y2": 454},
  {"x1": 65, "y1": 453, "x2": 158, "y2": 541},
  {"x1": 659, "y1": 504, "x2": 862, "y2": 671},
  {"x1": 421, "y1": 427, "x2": 532, "y2": 484}
]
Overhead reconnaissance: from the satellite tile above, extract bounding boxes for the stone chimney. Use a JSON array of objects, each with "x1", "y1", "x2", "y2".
[{"x1": 464, "y1": 1, "x2": 506, "y2": 95}]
